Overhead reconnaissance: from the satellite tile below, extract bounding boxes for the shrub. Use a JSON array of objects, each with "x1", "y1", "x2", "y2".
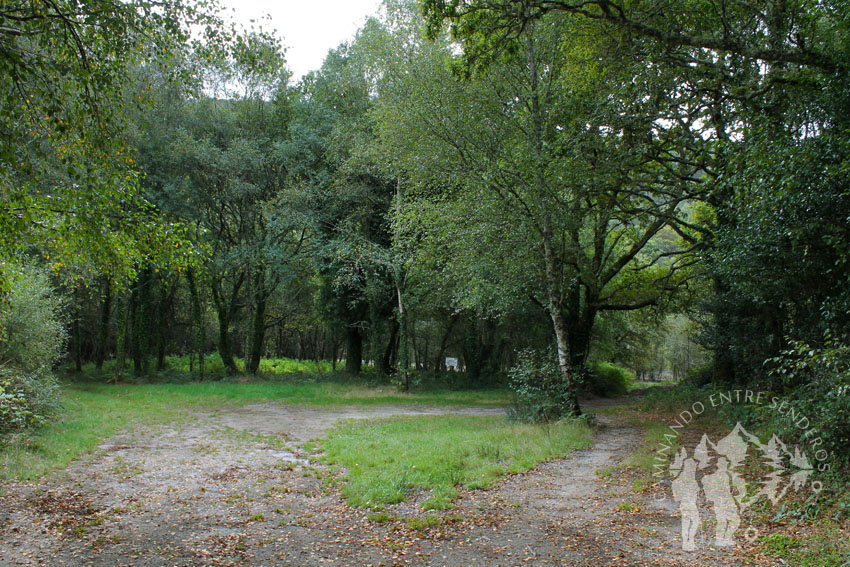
[
  {"x1": 583, "y1": 362, "x2": 632, "y2": 398},
  {"x1": 0, "y1": 369, "x2": 60, "y2": 431},
  {"x1": 0, "y1": 264, "x2": 66, "y2": 434},
  {"x1": 639, "y1": 382, "x2": 708, "y2": 413},
  {"x1": 685, "y1": 363, "x2": 713, "y2": 387},
  {"x1": 508, "y1": 348, "x2": 574, "y2": 423},
  {"x1": 767, "y1": 338, "x2": 850, "y2": 468}
]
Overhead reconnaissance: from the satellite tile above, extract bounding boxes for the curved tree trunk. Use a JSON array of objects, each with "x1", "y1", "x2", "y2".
[{"x1": 211, "y1": 273, "x2": 244, "y2": 375}]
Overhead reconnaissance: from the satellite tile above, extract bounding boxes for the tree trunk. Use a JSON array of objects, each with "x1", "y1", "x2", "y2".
[
  {"x1": 396, "y1": 279, "x2": 410, "y2": 391},
  {"x1": 383, "y1": 317, "x2": 399, "y2": 372},
  {"x1": 549, "y1": 305, "x2": 582, "y2": 416},
  {"x1": 216, "y1": 307, "x2": 238, "y2": 374},
  {"x1": 368, "y1": 274, "x2": 387, "y2": 376},
  {"x1": 95, "y1": 277, "x2": 111, "y2": 370},
  {"x1": 72, "y1": 304, "x2": 82, "y2": 372},
  {"x1": 568, "y1": 307, "x2": 596, "y2": 370},
  {"x1": 463, "y1": 318, "x2": 482, "y2": 383},
  {"x1": 156, "y1": 277, "x2": 172, "y2": 371},
  {"x1": 526, "y1": 26, "x2": 580, "y2": 415},
  {"x1": 247, "y1": 271, "x2": 268, "y2": 375},
  {"x1": 138, "y1": 268, "x2": 153, "y2": 375},
  {"x1": 331, "y1": 331, "x2": 338, "y2": 371},
  {"x1": 186, "y1": 268, "x2": 205, "y2": 379},
  {"x1": 115, "y1": 294, "x2": 128, "y2": 377},
  {"x1": 542, "y1": 219, "x2": 581, "y2": 416},
  {"x1": 130, "y1": 282, "x2": 143, "y2": 375},
  {"x1": 210, "y1": 274, "x2": 243, "y2": 375},
  {"x1": 434, "y1": 312, "x2": 459, "y2": 372},
  {"x1": 345, "y1": 326, "x2": 363, "y2": 374}
]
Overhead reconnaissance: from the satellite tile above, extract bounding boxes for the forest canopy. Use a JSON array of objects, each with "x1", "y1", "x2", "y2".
[{"x1": 2, "y1": 0, "x2": 849, "y2": 430}]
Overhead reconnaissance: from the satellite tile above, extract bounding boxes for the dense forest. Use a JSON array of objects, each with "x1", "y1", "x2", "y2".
[{"x1": 1, "y1": 0, "x2": 848, "y2": 448}]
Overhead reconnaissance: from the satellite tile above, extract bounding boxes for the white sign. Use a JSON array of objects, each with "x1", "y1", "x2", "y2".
[{"x1": 445, "y1": 357, "x2": 458, "y2": 370}]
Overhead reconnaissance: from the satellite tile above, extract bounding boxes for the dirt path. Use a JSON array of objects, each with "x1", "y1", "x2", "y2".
[{"x1": 0, "y1": 403, "x2": 747, "y2": 566}]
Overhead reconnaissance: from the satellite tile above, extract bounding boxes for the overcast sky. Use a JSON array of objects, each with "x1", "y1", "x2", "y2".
[{"x1": 218, "y1": 0, "x2": 384, "y2": 82}]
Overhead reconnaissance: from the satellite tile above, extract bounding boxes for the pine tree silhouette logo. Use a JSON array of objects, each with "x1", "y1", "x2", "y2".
[{"x1": 669, "y1": 423, "x2": 815, "y2": 551}]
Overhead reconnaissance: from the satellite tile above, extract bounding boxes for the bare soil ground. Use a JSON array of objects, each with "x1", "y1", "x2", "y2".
[{"x1": 0, "y1": 402, "x2": 748, "y2": 566}]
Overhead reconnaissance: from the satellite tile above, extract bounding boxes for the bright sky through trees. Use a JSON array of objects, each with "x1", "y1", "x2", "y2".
[{"x1": 218, "y1": 0, "x2": 382, "y2": 81}]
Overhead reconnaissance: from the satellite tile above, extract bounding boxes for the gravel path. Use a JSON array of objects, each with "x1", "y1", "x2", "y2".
[{"x1": 0, "y1": 403, "x2": 747, "y2": 566}]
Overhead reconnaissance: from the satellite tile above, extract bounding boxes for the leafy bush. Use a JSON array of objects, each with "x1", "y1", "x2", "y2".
[
  {"x1": 508, "y1": 348, "x2": 575, "y2": 423},
  {"x1": 0, "y1": 264, "x2": 66, "y2": 434},
  {"x1": 71, "y1": 353, "x2": 332, "y2": 379},
  {"x1": 685, "y1": 363, "x2": 713, "y2": 387},
  {"x1": 768, "y1": 338, "x2": 850, "y2": 468},
  {"x1": 0, "y1": 369, "x2": 60, "y2": 431},
  {"x1": 583, "y1": 362, "x2": 632, "y2": 398},
  {"x1": 639, "y1": 382, "x2": 709, "y2": 412}
]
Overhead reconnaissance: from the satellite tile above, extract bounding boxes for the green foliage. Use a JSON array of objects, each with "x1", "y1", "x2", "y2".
[
  {"x1": 0, "y1": 264, "x2": 67, "y2": 433},
  {"x1": 72, "y1": 354, "x2": 332, "y2": 378},
  {"x1": 0, "y1": 0, "x2": 217, "y2": 285},
  {"x1": 167, "y1": 354, "x2": 330, "y2": 376},
  {"x1": 319, "y1": 414, "x2": 591, "y2": 509},
  {"x1": 639, "y1": 382, "x2": 713, "y2": 414},
  {"x1": 756, "y1": 525, "x2": 850, "y2": 567},
  {"x1": 0, "y1": 265, "x2": 67, "y2": 373},
  {"x1": 768, "y1": 339, "x2": 850, "y2": 467},
  {"x1": 0, "y1": 371, "x2": 59, "y2": 432},
  {"x1": 584, "y1": 362, "x2": 632, "y2": 398},
  {"x1": 507, "y1": 349, "x2": 575, "y2": 423}
]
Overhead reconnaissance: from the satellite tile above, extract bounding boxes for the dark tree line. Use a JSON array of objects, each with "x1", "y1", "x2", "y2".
[{"x1": 4, "y1": 0, "x2": 849, "y2": 424}]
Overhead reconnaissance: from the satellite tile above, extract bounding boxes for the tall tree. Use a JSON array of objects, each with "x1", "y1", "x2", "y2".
[
  {"x1": 373, "y1": 3, "x2": 696, "y2": 412},
  {"x1": 295, "y1": 37, "x2": 399, "y2": 376},
  {"x1": 0, "y1": 0, "x2": 216, "y2": 285},
  {"x1": 422, "y1": 0, "x2": 850, "y2": 387}
]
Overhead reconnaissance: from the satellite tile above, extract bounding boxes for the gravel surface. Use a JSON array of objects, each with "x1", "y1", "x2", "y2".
[{"x1": 0, "y1": 402, "x2": 747, "y2": 566}]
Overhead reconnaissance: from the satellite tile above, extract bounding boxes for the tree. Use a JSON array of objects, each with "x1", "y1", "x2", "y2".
[
  {"x1": 132, "y1": 25, "x2": 309, "y2": 375},
  {"x1": 295, "y1": 36, "x2": 400, "y2": 377},
  {"x1": 0, "y1": 0, "x2": 216, "y2": 287},
  {"x1": 372, "y1": 5, "x2": 695, "y2": 413},
  {"x1": 422, "y1": 0, "x2": 850, "y2": 388}
]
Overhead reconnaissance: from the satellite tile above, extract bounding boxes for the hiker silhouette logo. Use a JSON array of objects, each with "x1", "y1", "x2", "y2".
[{"x1": 669, "y1": 423, "x2": 816, "y2": 551}]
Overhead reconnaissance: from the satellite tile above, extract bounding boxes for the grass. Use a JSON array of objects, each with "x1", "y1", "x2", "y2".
[
  {"x1": 63, "y1": 381, "x2": 509, "y2": 407},
  {"x1": 318, "y1": 414, "x2": 592, "y2": 510},
  {"x1": 366, "y1": 511, "x2": 463, "y2": 530},
  {"x1": 0, "y1": 387, "x2": 185, "y2": 481},
  {"x1": 0, "y1": 381, "x2": 509, "y2": 482},
  {"x1": 755, "y1": 524, "x2": 850, "y2": 567},
  {"x1": 71, "y1": 353, "x2": 332, "y2": 377},
  {"x1": 622, "y1": 420, "x2": 681, "y2": 474}
]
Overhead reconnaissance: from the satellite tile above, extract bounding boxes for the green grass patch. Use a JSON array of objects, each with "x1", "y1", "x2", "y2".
[
  {"x1": 366, "y1": 511, "x2": 394, "y2": 524},
  {"x1": 755, "y1": 524, "x2": 850, "y2": 567},
  {"x1": 319, "y1": 415, "x2": 592, "y2": 510},
  {"x1": 70, "y1": 353, "x2": 333, "y2": 377},
  {"x1": 62, "y1": 381, "x2": 509, "y2": 407},
  {"x1": 622, "y1": 420, "x2": 679, "y2": 473},
  {"x1": 0, "y1": 387, "x2": 184, "y2": 481},
  {"x1": 365, "y1": 512, "x2": 463, "y2": 530},
  {"x1": 1, "y1": 382, "x2": 508, "y2": 482}
]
